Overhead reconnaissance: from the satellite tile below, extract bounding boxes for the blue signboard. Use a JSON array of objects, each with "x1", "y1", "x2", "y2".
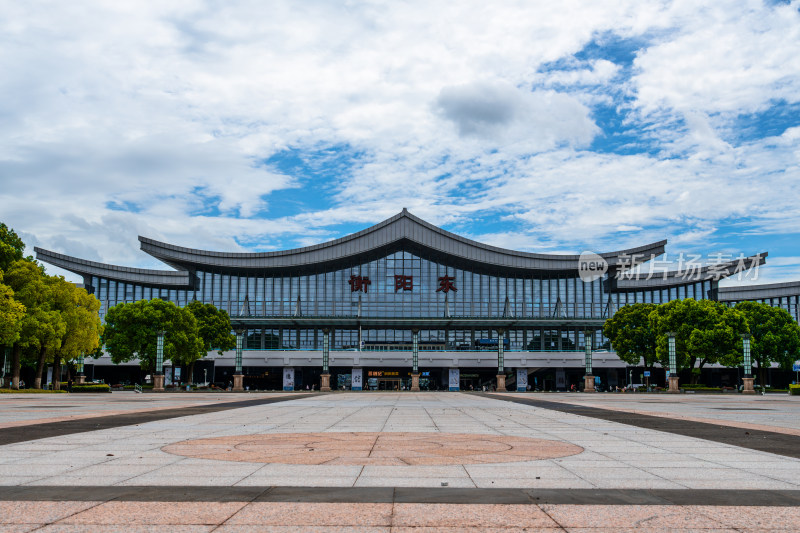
[{"x1": 643, "y1": 371, "x2": 651, "y2": 377}]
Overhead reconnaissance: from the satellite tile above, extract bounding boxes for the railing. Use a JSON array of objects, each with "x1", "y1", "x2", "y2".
[{"x1": 134, "y1": 384, "x2": 142, "y2": 393}]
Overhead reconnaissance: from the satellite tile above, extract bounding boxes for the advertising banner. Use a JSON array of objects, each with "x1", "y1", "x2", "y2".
[
  {"x1": 351, "y1": 368, "x2": 363, "y2": 391},
  {"x1": 516, "y1": 369, "x2": 528, "y2": 392},
  {"x1": 449, "y1": 368, "x2": 460, "y2": 391},
  {"x1": 283, "y1": 367, "x2": 295, "y2": 391}
]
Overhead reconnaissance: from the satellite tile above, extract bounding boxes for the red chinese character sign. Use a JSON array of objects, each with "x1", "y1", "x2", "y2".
[
  {"x1": 437, "y1": 276, "x2": 457, "y2": 293},
  {"x1": 394, "y1": 275, "x2": 413, "y2": 292},
  {"x1": 348, "y1": 275, "x2": 371, "y2": 293}
]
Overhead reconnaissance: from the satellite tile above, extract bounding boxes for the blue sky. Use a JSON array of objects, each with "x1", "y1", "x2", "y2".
[{"x1": 1, "y1": 1, "x2": 799, "y2": 286}]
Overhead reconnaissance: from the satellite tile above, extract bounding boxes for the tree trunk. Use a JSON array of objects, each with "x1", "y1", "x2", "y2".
[
  {"x1": 11, "y1": 344, "x2": 20, "y2": 389},
  {"x1": 759, "y1": 365, "x2": 767, "y2": 391},
  {"x1": 187, "y1": 362, "x2": 194, "y2": 385},
  {"x1": 52, "y1": 353, "x2": 61, "y2": 390},
  {"x1": 34, "y1": 347, "x2": 47, "y2": 389}
]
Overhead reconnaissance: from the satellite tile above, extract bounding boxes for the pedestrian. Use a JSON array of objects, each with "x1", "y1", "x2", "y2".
[{"x1": 67, "y1": 378, "x2": 73, "y2": 393}]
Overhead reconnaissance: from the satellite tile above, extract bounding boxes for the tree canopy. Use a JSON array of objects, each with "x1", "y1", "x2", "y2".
[
  {"x1": 101, "y1": 299, "x2": 204, "y2": 375},
  {"x1": 650, "y1": 298, "x2": 748, "y2": 382},
  {"x1": 602, "y1": 303, "x2": 658, "y2": 368},
  {"x1": 734, "y1": 301, "x2": 800, "y2": 386},
  {"x1": 185, "y1": 300, "x2": 235, "y2": 355}
]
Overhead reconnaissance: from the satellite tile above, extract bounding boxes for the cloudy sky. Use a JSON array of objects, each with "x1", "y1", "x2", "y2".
[{"x1": 2, "y1": 0, "x2": 799, "y2": 285}]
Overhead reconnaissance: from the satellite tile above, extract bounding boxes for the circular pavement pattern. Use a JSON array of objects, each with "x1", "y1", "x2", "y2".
[{"x1": 161, "y1": 432, "x2": 583, "y2": 465}]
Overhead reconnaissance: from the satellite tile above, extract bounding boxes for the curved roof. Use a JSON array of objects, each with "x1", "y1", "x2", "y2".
[
  {"x1": 34, "y1": 247, "x2": 193, "y2": 288},
  {"x1": 612, "y1": 253, "x2": 768, "y2": 290},
  {"x1": 139, "y1": 209, "x2": 667, "y2": 274},
  {"x1": 718, "y1": 279, "x2": 800, "y2": 301}
]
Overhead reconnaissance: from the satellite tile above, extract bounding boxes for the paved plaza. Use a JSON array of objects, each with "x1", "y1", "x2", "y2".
[{"x1": 1, "y1": 391, "x2": 800, "y2": 530}]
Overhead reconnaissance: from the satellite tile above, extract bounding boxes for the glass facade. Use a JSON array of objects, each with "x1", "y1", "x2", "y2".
[{"x1": 91, "y1": 249, "x2": 715, "y2": 352}]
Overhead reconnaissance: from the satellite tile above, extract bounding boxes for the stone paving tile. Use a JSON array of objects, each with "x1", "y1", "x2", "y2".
[
  {"x1": 471, "y1": 478, "x2": 596, "y2": 489},
  {"x1": 392, "y1": 503, "x2": 558, "y2": 528},
  {"x1": 116, "y1": 475, "x2": 251, "y2": 486},
  {"x1": 223, "y1": 502, "x2": 393, "y2": 526},
  {"x1": 235, "y1": 475, "x2": 358, "y2": 487},
  {"x1": 540, "y1": 504, "x2": 725, "y2": 529},
  {"x1": 25, "y1": 475, "x2": 140, "y2": 486},
  {"x1": 0, "y1": 501, "x2": 101, "y2": 524},
  {"x1": 693, "y1": 506, "x2": 800, "y2": 529},
  {"x1": 355, "y1": 476, "x2": 477, "y2": 488},
  {"x1": 35, "y1": 526, "x2": 215, "y2": 533},
  {"x1": 58, "y1": 501, "x2": 248, "y2": 525},
  {"x1": 215, "y1": 527, "x2": 390, "y2": 532}
]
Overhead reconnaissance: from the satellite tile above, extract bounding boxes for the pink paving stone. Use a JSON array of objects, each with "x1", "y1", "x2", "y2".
[
  {"x1": 161, "y1": 432, "x2": 582, "y2": 466},
  {"x1": 223, "y1": 502, "x2": 393, "y2": 526},
  {"x1": 691, "y1": 506, "x2": 800, "y2": 529},
  {"x1": 34, "y1": 526, "x2": 216, "y2": 533},
  {"x1": 58, "y1": 501, "x2": 248, "y2": 525},
  {"x1": 0, "y1": 501, "x2": 101, "y2": 524},
  {"x1": 214, "y1": 527, "x2": 390, "y2": 533},
  {"x1": 391, "y1": 503, "x2": 558, "y2": 528},
  {"x1": 540, "y1": 504, "x2": 729, "y2": 529}
]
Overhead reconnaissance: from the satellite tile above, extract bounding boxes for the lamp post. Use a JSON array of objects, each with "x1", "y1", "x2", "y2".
[
  {"x1": 233, "y1": 329, "x2": 245, "y2": 391},
  {"x1": 410, "y1": 329, "x2": 420, "y2": 391},
  {"x1": 320, "y1": 328, "x2": 331, "y2": 391},
  {"x1": 495, "y1": 329, "x2": 507, "y2": 392},
  {"x1": 76, "y1": 352, "x2": 86, "y2": 384},
  {"x1": 741, "y1": 334, "x2": 755, "y2": 394},
  {"x1": 667, "y1": 332, "x2": 679, "y2": 392},
  {"x1": 584, "y1": 333, "x2": 595, "y2": 392},
  {"x1": 153, "y1": 331, "x2": 165, "y2": 391}
]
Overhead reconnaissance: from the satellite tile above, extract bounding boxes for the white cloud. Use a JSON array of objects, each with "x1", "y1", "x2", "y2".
[{"x1": 0, "y1": 0, "x2": 798, "y2": 285}]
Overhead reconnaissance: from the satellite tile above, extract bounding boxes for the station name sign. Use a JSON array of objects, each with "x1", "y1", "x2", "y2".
[{"x1": 349, "y1": 275, "x2": 456, "y2": 293}]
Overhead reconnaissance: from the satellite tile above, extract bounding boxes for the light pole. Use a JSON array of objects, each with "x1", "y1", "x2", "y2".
[
  {"x1": 320, "y1": 328, "x2": 331, "y2": 391},
  {"x1": 233, "y1": 329, "x2": 245, "y2": 391},
  {"x1": 741, "y1": 334, "x2": 755, "y2": 394},
  {"x1": 495, "y1": 329, "x2": 507, "y2": 392},
  {"x1": 583, "y1": 333, "x2": 595, "y2": 392},
  {"x1": 203, "y1": 368, "x2": 207, "y2": 387},
  {"x1": 153, "y1": 331, "x2": 166, "y2": 391},
  {"x1": 667, "y1": 332, "x2": 679, "y2": 392},
  {"x1": 410, "y1": 329, "x2": 420, "y2": 391},
  {"x1": 76, "y1": 352, "x2": 86, "y2": 384}
]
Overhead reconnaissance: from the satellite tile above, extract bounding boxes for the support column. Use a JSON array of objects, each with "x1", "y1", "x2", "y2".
[
  {"x1": 583, "y1": 334, "x2": 595, "y2": 392},
  {"x1": 410, "y1": 328, "x2": 420, "y2": 391},
  {"x1": 76, "y1": 353, "x2": 86, "y2": 384},
  {"x1": 320, "y1": 328, "x2": 331, "y2": 392},
  {"x1": 153, "y1": 331, "x2": 165, "y2": 392},
  {"x1": 742, "y1": 334, "x2": 755, "y2": 394},
  {"x1": 667, "y1": 332, "x2": 679, "y2": 393},
  {"x1": 233, "y1": 329, "x2": 245, "y2": 392},
  {"x1": 496, "y1": 328, "x2": 506, "y2": 392}
]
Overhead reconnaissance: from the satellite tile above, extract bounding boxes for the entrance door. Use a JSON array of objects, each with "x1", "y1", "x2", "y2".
[{"x1": 378, "y1": 378, "x2": 401, "y2": 390}]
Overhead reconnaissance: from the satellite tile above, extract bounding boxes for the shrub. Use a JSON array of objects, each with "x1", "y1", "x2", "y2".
[
  {"x1": 0, "y1": 389, "x2": 67, "y2": 394},
  {"x1": 790, "y1": 384, "x2": 800, "y2": 396},
  {"x1": 62, "y1": 384, "x2": 110, "y2": 393}
]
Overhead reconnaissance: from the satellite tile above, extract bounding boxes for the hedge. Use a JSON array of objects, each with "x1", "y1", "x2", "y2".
[
  {"x1": 790, "y1": 384, "x2": 800, "y2": 396},
  {"x1": 59, "y1": 383, "x2": 111, "y2": 393},
  {"x1": 0, "y1": 389, "x2": 68, "y2": 394}
]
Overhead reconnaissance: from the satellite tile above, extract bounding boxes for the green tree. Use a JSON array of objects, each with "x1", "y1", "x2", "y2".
[
  {"x1": 0, "y1": 223, "x2": 26, "y2": 272},
  {"x1": 184, "y1": 300, "x2": 234, "y2": 384},
  {"x1": 49, "y1": 278, "x2": 102, "y2": 389},
  {"x1": 3, "y1": 259, "x2": 53, "y2": 389},
  {"x1": 0, "y1": 272, "x2": 26, "y2": 353},
  {"x1": 650, "y1": 298, "x2": 748, "y2": 383},
  {"x1": 603, "y1": 303, "x2": 658, "y2": 369},
  {"x1": 734, "y1": 301, "x2": 800, "y2": 387},
  {"x1": 102, "y1": 299, "x2": 203, "y2": 378}
]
